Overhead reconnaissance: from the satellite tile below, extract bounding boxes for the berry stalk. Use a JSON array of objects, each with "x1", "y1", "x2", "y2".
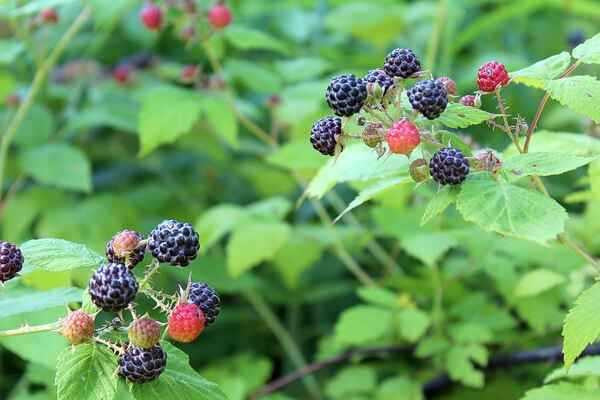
[{"x1": 0, "y1": 321, "x2": 61, "y2": 337}]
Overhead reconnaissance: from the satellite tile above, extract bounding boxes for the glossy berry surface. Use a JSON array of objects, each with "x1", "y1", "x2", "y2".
[
  {"x1": 89, "y1": 263, "x2": 138, "y2": 312},
  {"x1": 325, "y1": 74, "x2": 367, "y2": 117},
  {"x1": 208, "y1": 3, "x2": 232, "y2": 29},
  {"x1": 140, "y1": 3, "x2": 162, "y2": 30},
  {"x1": 429, "y1": 147, "x2": 470, "y2": 185},
  {"x1": 0, "y1": 241, "x2": 23, "y2": 282},
  {"x1": 119, "y1": 345, "x2": 167, "y2": 383},
  {"x1": 189, "y1": 282, "x2": 221, "y2": 326},
  {"x1": 168, "y1": 303, "x2": 205, "y2": 343},
  {"x1": 407, "y1": 79, "x2": 448, "y2": 120},
  {"x1": 363, "y1": 69, "x2": 394, "y2": 94},
  {"x1": 106, "y1": 230, "x2": 145, "y2": 269},
  {"x1": 148, "y1": 220, "x2": 200, "y2": 267},
  {"x1": 310, "y1": 116, "x2": 342, "y2": 156},
  {"x1": 383, "y1": 48, "x2": 421, "y2": 78},
  {"x1": 386, "y1": 119, "x2": 420, "y2": 155},
  {"x1": 477, "y1": 61, "x2": 510, "y2": 92}
]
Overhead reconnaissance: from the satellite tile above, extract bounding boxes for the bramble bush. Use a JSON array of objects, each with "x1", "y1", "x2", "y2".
[{"x1": 1, "y1": 1, "x2": 600, "y2": 400}]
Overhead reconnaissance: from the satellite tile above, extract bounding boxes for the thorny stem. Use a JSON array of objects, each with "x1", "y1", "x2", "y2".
[
  {"x1": 0, "y1": 6, "x2": 92, "y2": 198},
  {"x1": 143, "y1": 287, "x2": 176, "y2": 314},
  {"x1": 138, "y1": 259, "x2": 161, "y2": 290},
  {"x1": 0, "y1": 321, "x2": 61, "y2": 337},
  {"x1": 243, "y1": 289, "x2": 322, "y2": 400},
  {"x1": 94, "y1": 337, "x2": 125, "y2": 355},
  {"x1": 494, "y1": 89, "x2": 523, "y2": 153},
  {"x1": 523, "y1": 60, "x2": 581, "y2": 153}
]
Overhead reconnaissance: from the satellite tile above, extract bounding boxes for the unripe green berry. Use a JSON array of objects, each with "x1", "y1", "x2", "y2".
[{"x1": 128, "y1": 317, "x2": 161, "y2": 349}]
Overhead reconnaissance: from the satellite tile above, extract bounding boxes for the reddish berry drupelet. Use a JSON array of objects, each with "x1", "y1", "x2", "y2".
[
  {"x1": 40, "y1": 8, "x2": 58, "y2": 24},
  {"x1": 113, "y1": 65, "x2": 132, "y2": 84},
  {"x1": 168, "y1": 303, "x2": 205, "y2": 343},
  {"x1": 61, "y1": 310, "x2": 95, "y2": 345},
  {"x1": 437, "y1": 77, "x2": 457, "y2": 96},
  {"x1": 386, "y1": 119, "x2": 421, "y2": 155},
  {"x1": 181, "y1": 65, "x2": 199, "y2": 84},
  {"x1": 208, "y1": 3, "x2": 232, "y2": 29},
  {"x1": 129, "y1": 317, "x2": 161, "y2": 349},
  {"x1": 140, "y1": 3, "x2": 163, "y2": 31},
  {"x1": 477, "y1": 61, "x2": 510, "y2": 92},
  {"x1": 460, "y1": 95, "x2": 481, "y2": 108}
]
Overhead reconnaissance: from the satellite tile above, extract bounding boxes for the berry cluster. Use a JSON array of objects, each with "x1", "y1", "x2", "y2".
[
  {"x1": 0, "y1": 241, "x2": 23, "y2": 283},
  {"x1": 81, "y1": 219, "x2": 220, "y2": 384},
  {"x1": 309, "y1": 49, "x2": 515, "y2": 187}
]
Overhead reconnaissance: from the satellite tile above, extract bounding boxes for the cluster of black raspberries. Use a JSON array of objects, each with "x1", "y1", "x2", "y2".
[{"x1": 310, "y1": 47, "x2": 482, "y2": 186}]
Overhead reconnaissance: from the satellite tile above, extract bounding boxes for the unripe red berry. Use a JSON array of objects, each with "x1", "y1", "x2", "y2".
[
  {"x1": 128, "y1": 317, "x2": 161, "y2": 349},
  {"x1": 386, "y1": 119, "x2": 420, "y2": 155},
  {"x1": 113, "y1": 65, "x2": 131, "y2": 84},
  {"x1": 61, "y1": 310, "x2": 95, "y2": 345},
  {"x1": 168, "y1": 303, "x2": 205, "y2": 343},
  {"x1": 437, "y1": 77, "x2": 457, "y2": 96},
  {"x1": 181, "y1": 65, "x2": 199, "y2": 84},
  {"x1": 208, "y1": 3, "x2": 232, "y2": 29},
  {"x1": 140, "y1": 3, "x2": 163, "y2": 31},
  {"x1": 40, "y1": 8, "x2": 58, "y2": 24},
  {"x1": 459, "y1": 94, "x2": 481, "y2": 108},
  {"x1": 477, "y1": 61, "x2": 510, "y2": 92}
]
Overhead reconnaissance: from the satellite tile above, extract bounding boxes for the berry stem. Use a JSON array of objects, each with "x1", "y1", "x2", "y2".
[
  {"x1": 0, "y1": 6, "x2": 92, "y2": 198},
  {"x1": 0, "y1": 321, "x2": 61, "y2": 337},
  {"x1": 94, "y1": 336, "x2": 125, "y2": 355},
  {"x1": 523, "y1": 60, "x2": 581, "y2": 153},
  {"x1": 139, "y1": 259, "x2": 161, "y2": 290},
  {"x1": 243, "y1": 289, "x2": 322, "y2": 400},
  {"x1": 494, "y1": 89, "x2": 523, "y2": 153}
]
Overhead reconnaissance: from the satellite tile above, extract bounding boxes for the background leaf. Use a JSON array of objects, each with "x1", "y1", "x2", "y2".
[{"x1": 562, "y1": 282, "x2": 600, "y2": 367}]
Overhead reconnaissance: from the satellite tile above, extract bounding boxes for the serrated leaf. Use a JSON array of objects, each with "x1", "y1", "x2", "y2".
[
  {"x1": 397, "y1": 308, "x2": 430, "y2": 342},
  {"x1": 55, "y1": 344, "x2": 118, "y2": 400},
  {"x1": 545, "y1": 76, "x2": 600, "y2": 123},
  {"x1": 503, "y1": 152, "x2": 597, "y2": 179},
  {"x1": 20, "y1": 239, "x2": 104, "y2": 274},
  {"x1": 224, "y1": 26, "x2": 288, "y2": 55},
  {"x1": 227, "y1": 222, "x2": 291, "y2": 277},
  {"x1": 334, "y1": 306, "x2": 393, "y2": 346},
  {"x1": 421, "y1": 186, "x2": 459, "y2": 225},
  {"x1": 514, "y1": 269, "x2": 565, "y2": 297},
  {"x1": 449, "y1": 323, "x2": 493, "y2": 344},
  {"x1": 196, "y1": 205, "x2": 244, "y2": 252},
  {"x1": 0, "y1": 288, "x2": 82, "y2": 320},
  {"x1": 325, "y1": 366, "x2": 376, "y2": 399},
  {"x1": 510, "y1": 52, "x2": 572, "y2": 88},
  {"x1": 573, "y1": 33, "x2": 600, "y2": 64},
  {"x1": 20, "y1": 144, "x2": 92, "y2": 192},
  {"x1": 456, "y1": 173, "x2": 567, "y2": 244},
  {"x1": 520, "y1": 383, "x2": 599, "y2": 400},
  {"x1": 138, "y1": 86, "x2": 203, "y2": 156},
  {"x1": 401, "y1": 233, "x2": 457, "y2": 266},
  {"x1": 202, "y1": 95, "x2": 238, "y2": 148},
  {"x1": 446, "y1": 345, "x2": 488, "y2": 388},
  {"x1": 305, "y1": 144, "x2": 409, "y2": 199},
  {"x1": 437, "y1": 102, "x2": 496, "y2": 129},
  {"x1": 333, "y1": 177, "x2": 411, "y2": 223},
  {"x1": 546, "y1": 356, "x2": 600, "y2": 383},
  {"x1": 131, "y1": 342, "x2": 227, "y2": 400},
  {"x1": 562, "y1": 282, "x2": 600, "y2": 367},
  {"x1": 437, "y1": 131, "x2": 474, "y2": 156}
]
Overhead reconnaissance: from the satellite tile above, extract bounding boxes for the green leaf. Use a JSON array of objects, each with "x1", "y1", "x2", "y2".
[
  {"x1": 14, "y1": 104, "x2": 54, "y2": 148},
  {"x1": 456, "y1": 173, "x2": 567, "y2": 244},
  {"x1": 437, "y1": 102, "x2": 496, "y2": 129},
  {"x1": 562, "y1": 282, "x2": 600, "y2": 367},
  {"x1": 401, "y1": 233, "x2": 457, "y2": 266},
  {"x1": 55, "y1": 344, "x2": 118, "y2": 400},
  {"x1": 520, "y1": 383, "x2": 599, "y2": 400},
  {"x1": 274, "y1": 58, "x2": 331, "y2": 83},
  {"x1": 266, "y1": 140, "x2": 324, "y2": 172},
  {"x1": 131, "y1": 342, "x2": 227, "y2": 400},
  {"x1": 138, "y1": 86, "x2": 203, "y2": 156},
  {"x1": 227, "y1": 222, "x2": 291, "y2": 277},
  {"x1": 357, "y1": 287, "x2": 399, "y2": 309},
  {"x1": 545, "y1": 76, "x2": 600, "y2": 123},
  {"x1": 272, "y1": 230, "x2": 324, "y2": 289},
  {"x1": 201, "y1": 95, "x2": 238, "y2": 148},
  {"x1": 421, "y1": 186, "x2": 459, "y2": 225},
  {"x1": 334, "y1": 306, "x2": 393, "y2": 346},
  {"x1": 546, "y1": 356, "x2": 600, "y2": 383},
  {"x1": 396, "y1": 308, "x2": 431, "y2": 342},
  {"x1": 573, "y1": 33, "x2": 600, "y2": 64},
  {"x1": 20, "y1": 144, "x2": 92, "y2": 192},
  {"x1": 20, "y1": 239, "x2": 104, "y2": 274},
  {"x1": 305, "y1": 144, "x2": 409, "y2": 199},
  {"x1": 224, "y1": 26, "x2": 288, "y2": 54},
  {"x1": 506, "y1": 131, "x2": 600, "y2": 156},
  {"x1": 0, "y1": 288, "x2": 82, "y2": 319},
  {"x1": 376, "y1": 376, "x2": 423, "y2": 400},
  {"x1": 333, "y1": 177, "x2": 412, "y2": 223},
  {"x1": 325, "y1": 366, "x2": 376, "y2": 399},
  {"x1": 449, "y1": 323, "x2": 493, "y2": 344},
  {"x1": 446, "y1": 345, "x2": 488, "y2": 388},
  {"x1": 503, "y1": 152, "x2": 597, "y2": 179},
  {"x1": 510, "y1": 52, "x2": 572, "y2": 89},
  {"x1": 514, "y1": 269, "x2": 565, "y2": 297},
  {"x1": 0, "y1": 39, "x2": 23, "y2": 63},
  {"x1": 196, "y1": 205, "x2": 244, "y2": 251}
]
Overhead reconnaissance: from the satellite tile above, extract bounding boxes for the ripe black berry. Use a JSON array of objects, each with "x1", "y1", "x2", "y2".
[
  {"x1": 106, "y1": 230, "x2": 146, "y2": 269},
  {"x1": 189, "y1": 282, "x2": 220, "y2": 326},
  {"x1": 89, "y1": 263, "x2": 139, "y2": 312},
  {"x1": 148, "y1": 220, "x2": 200, "y2": 267},
  {"x1": 407, "y1": 79, "x2": 448, "y2": 120},
  {"x1": 383, "y1": 48, "x2": 421, "y2": 78},
  {"x1": 119, "y1": 345, "x2": 167, "y2": 384},
  {"x1": 0, "y1": 241, "x2": 23, "y2": 282},
  {"x1": 429, "y1": 147, "x2": 470, "y2": 185},
  {"x1": 363, "y1": 69, "x2": 394, "y2": 94},
  {"x1": 325, "y1": 74, "x2": 367, "y2": 117},
  {"x1": 310, "y1": 116, "x2": 342, "y2": 156}
]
